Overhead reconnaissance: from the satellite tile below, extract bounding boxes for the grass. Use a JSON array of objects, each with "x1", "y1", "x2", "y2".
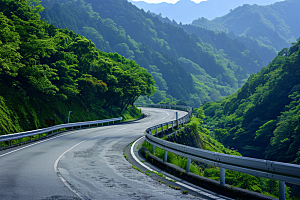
[
  {"x1": 142, "y1": 138, "x2": 296, "y2": 199},
  {"x1": 168, "y1": 184, "x2": 180, "y2": 190},
  {"x1": 136, "y1": 143, "x2": 142, "y2": 149},
  {"x1": 131, "y1": 165, "x2": 143, "y2": 173},
  {"x1": 151, "y1": 125, "x2": 170, "y2": 135},
  {"x1": 123, "y1": 153, "x2": 128, "y2": 161},
  {"x1": 146, "y1": 170, "x2": 166, "y2": 178},
  {"x1": 1, "y1": 103, "x2": 142, "y2": 148},
  {"x1": 143, "y1": 141, "x2": 202, "y2": 176}
]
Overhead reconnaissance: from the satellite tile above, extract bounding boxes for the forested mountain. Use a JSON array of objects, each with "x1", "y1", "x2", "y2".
[
  {"x1": 0, "y1": 0, "x2": 154, "y2": 135},
  {"x1": 155, "y1": 14, "x2": 277, "y2": 67},
  {"x1": 41, "y1": 0, "x2": 266, "y2": 107},
  {"x1": 192, "y1": 0, "x2": 300, "y2": 53},
  {"x1": 202, "y1": 39, "x2": 300, "y2": 164},
  {"x1": 128, "y1": 0, "x2": 279, "y2": 24}
]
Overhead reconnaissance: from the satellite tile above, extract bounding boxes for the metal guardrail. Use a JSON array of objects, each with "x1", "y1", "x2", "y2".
[
  {"x1": 135, "y1": 103, "x2": 192, "y2": 134},
  {"x1": 137, "y1": 103, "x2": 300, "y2": 200},
  {"x1": 0, "y1": 117, "x2": 122, "y2": 150}
]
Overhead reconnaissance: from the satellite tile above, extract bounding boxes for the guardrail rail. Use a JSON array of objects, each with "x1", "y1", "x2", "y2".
[
  {"x1": 0, "y1": 117, "x2": 122, "y2": 150},
  {"x1": 137, "y1": 103, "x2": 300, "y2": 200}
]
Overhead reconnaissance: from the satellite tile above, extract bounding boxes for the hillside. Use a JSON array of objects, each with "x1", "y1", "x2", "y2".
[
  {"x1": 41, "y1": 0, "x2": 266, "y2": 107},
  {"x1": 0, "y1": 0, "x2": 154, "y2": 135},
  {"x1": 192, "y1": 0, "x2": 300, "y2": 53},
  {"x1": 128, "y1": 0, "x2": 279, "y2": 24},
  {"x1": 154, "y1": 14, "x2": 277, "y2": 67},
  {"x1": 201, "y1": 39, "x2": 300, "y2": 165}
]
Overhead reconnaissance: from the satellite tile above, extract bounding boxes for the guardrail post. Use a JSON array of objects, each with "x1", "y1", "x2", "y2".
[
  {"x1": 152, "y1": 145, "x2": 155, "y2": 154},
  {"x1": 164, "y1": 150, "x2": 168, "y2": 162},
  {"x1": 186, "y1": 158, "x2": 191, "y2": 172},
  {"x1": 279, "y1": 181, "x2": 285, "y2": 200},
  {"x1": 161, "y1": 124, "x2": 163, "y2": 134},
  {"x1": 220, "y1": 168, "x2": 225, "y2": 186},
  {"x1": 172, "y1": 121, "x2": 174, "y2": 131},
  {"x1": 176, "y1": 112, "x2": 178, "y2": 127},
  {"x1": 10, "y1": 140, "x2": 12, "y2": 146}
]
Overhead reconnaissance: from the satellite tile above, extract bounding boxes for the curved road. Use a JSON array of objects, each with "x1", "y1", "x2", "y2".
[{"x1": 0, "y1": 107, "x2": 201, "y2": 200}]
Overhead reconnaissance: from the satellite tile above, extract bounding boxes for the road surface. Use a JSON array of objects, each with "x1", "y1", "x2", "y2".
[{"x1": 0, "y1": 107, "x2": 202, "y2": 200}]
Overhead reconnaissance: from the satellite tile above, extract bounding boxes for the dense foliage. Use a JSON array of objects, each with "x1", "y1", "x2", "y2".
[
  {"x1": 0, "y1": 0, "x2": 154, "y2": 134},
  {"x1": 144, "y1": 114, "x2": 294, "y2": 199},
  {"x1": 154, "y1": 14, "x2": 274, "y2": 71},
  {"x1": 40, "y1": 0, "x2": 267, "y2": 107},
  {"x1": 201, "y1": 39, "x2": 300, "y2": 165},
  {"x1": 192, "y1": 0, "x2": 300, "y2": 54}
]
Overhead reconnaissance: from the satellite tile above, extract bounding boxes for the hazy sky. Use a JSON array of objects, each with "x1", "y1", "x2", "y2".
[{"x1": 132, "y1": 0, "x2": 207, "y2": 3}]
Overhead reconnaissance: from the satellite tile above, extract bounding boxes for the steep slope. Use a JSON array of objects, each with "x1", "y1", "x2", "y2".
[
  {"x1": 192, "y1": 0, "x2": 300, "y2": 52},
  {"x1": 41, "y1": 0, "x2": 265, "y2": 107},
  {"x1": 129, "y1": 0, "x2": 280, "y2": 23},
  {"x1": 155, "y1": 14, "x2": 273, "y2": 71},
  {"x1": 0, "y1": 0, "x2": 154, "y2": 135},
  {"x1": 202, "y1": 39, "x2": 300, "y2": 164}
]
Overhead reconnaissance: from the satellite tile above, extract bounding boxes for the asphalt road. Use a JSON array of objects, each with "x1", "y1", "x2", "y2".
[{"x1": 0, "y1": 107, "x2": 201, "y2": 200}]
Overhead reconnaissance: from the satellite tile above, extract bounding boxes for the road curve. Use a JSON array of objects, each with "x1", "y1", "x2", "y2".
[{"x1": 0, "y1": 107, "x2": 200, "y2": 200}]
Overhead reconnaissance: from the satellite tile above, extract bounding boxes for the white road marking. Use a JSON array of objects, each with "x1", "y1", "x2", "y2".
[
  {"x1": 0, "y1": 108, "x2": 172, "y2": 158},
  {"x1": 0, "y1": 131, "x2": 75, "y2": 157},
  {"x1": 0, "y1": 127, "x2": 126, "y2": 158},
  {"x1": 54, "y1": 127, "x2": 126, "y2": 200},
  {"x1": 130, "y1": 136, "x2": 227, "y2": 200}
]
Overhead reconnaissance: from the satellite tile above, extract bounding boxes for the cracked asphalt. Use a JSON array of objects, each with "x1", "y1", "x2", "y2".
[{"x1": 0, "y1": 107, "x2": 199, "y2": 200}]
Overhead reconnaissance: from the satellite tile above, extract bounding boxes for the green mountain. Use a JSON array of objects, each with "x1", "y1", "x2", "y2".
[
  {"x1": 0, "y1": 0, "x2": 154, "y2": 135},
  {"x1": 192, "y1": 0, "x2": 300, "y2": 53},
  {"x1": 40, "y1": 0, "x2": 266, "y2": 107},
  {"x1": 154, "y1": 14, "x2": 276, "y2": 68},
  {"x1": 202, "y1": 39, "x2": 300, "y2": 164}
]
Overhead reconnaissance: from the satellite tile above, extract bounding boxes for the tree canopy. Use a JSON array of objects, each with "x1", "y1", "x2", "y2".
[
  {"x1": 201, "y1": 39, "x2": 300, "y2": 164},
  {"x1": 0, "y1": 0, "x2": 155, "y2": 134}
]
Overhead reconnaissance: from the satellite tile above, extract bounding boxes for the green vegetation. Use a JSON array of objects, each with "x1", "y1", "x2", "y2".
[
  {"x1": 39, "y1": 0, "x2": 268, "y2": 107},
  {"x1": 146, "y1": 170, "x2": 166, "y2": 179},
  {"x1": 0, "y1": 0, "x2": 154, "y2": 136},
  {"x1": 143, "y1": 111, "x2": 296, "y2": 198},
  {"x1": 182, "y1": 190, "x2": 188, "y2": 194},
  {"x1": 201, "y1": 39, "x2": 300, "y2": 165},
  {"x1": 168, "y1": 184, "x2": 180, "y2": 190},
  {"x1": 192, "y1": 0, "x2": 300, "y2": 62},
  {"x1": 131, "y1": 165, "x2": 143, "y2": 173},
  {"x1": 151, "y1": 125, "x2": 169, "y2": 135},
  {"x1": 155, "y1": 14, "x2": 270, "y2": 73}
]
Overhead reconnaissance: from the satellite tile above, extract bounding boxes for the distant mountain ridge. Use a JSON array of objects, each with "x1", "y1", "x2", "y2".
[
  {"x1": 192, "y1": 0, "x2": 300, "y2": 51},
  {"x1": 41, "y1": 0, "x2": 267, "y2": 107},
  {"x1": 128, "y1": 0, "x2": 281, "y2": 24}
]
